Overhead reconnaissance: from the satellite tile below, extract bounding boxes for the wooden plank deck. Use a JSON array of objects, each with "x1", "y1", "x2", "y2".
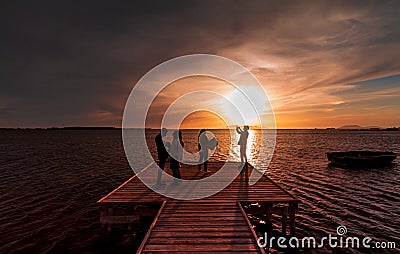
[
  {"x1": 137, "y1": 201, "x2": 263, "y2": 253},
  {"x1": 98, "y1": 162, "x2": 300, "y2": 253}
]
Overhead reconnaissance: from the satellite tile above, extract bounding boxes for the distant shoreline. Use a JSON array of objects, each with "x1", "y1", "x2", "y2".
[
  {"x1": 0, "y1": 127, "x2": 119, "y2": 130},
  {"x1": 1, "y1": 127, "x2": 399, "y2": 131}
]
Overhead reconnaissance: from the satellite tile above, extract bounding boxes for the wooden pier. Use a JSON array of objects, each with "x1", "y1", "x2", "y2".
[{"x1": 98, "y1": 162, "x2": 299, "y2": 253}]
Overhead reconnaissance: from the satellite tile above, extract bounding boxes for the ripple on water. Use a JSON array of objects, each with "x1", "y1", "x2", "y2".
[{"x1": 0, "y1": 129, "x2": 399, "y2": 254}]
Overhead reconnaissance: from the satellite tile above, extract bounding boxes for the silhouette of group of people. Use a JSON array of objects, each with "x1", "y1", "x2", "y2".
[{"x1": 155, "y1": 126, "x2": 249, "y2": 185}]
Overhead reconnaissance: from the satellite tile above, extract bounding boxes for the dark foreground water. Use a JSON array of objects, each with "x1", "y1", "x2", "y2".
[{"x1": 0, "y1": 130, "x2": 399, "y2": 253}]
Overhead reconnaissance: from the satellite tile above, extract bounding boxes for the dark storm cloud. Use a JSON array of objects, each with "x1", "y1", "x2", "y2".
[
  {"x1": 0, "y1": 0, "x2": 244, "y2": 126},
  {"x1": 0, "y1": 0, "x2": 399, "y2": 127}
]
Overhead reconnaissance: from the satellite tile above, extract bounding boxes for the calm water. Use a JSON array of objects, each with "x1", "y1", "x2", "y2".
[{"x1": 0, "y1": 130, "x2": 399, "y2": 253}]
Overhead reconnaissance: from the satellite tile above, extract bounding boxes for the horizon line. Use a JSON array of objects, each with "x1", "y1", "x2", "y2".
[{"x1": 1, "y1": 126, "x2": 399, "y2": 130}]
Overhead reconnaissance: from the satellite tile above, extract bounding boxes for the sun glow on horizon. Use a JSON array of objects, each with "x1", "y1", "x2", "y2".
[
  {"x1": 142, "y1": 71, "x2": 400, "y2": 130},
  {"x1": 220, "y1": 87, "x2": 268, "y2": 127}
]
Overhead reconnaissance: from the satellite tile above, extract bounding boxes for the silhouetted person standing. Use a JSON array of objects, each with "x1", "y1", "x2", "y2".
[
  {"x1": 170, "y1": 130, "x2": 183, "y2": 183},
  {"x1": 236, "y1": 126, "x2": 249, "y2": 165},
  {"x1": 155, "y1": 128, "x2": 168, "y2": 185},
  {"x1": 198, "y1": 129, "x2": 210, "y2": 173}
]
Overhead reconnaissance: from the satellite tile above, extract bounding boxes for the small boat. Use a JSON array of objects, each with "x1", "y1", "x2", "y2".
[{"x1": 327, "y1": 151, "x2": 397, "y2": 168}]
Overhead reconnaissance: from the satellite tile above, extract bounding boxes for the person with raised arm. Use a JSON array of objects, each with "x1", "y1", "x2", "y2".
[{"x1": 236, "y1": 125, "x2": 249, "y2": 166}]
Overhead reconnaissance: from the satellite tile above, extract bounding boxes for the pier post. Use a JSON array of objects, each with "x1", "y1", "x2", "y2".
[
  {"x1": 264, "y1": 203, "x2": 273, "y2": 236},
  {"x1": 281, "y1": 206, "x2": 288, "y2": 235},
  {"x1": 107, "y1": 207, "x2": 113, "y2": 232},
  {"x1": 100, "y1": 205, "x2": 107, "y2": 230},
  {"x1": 288, "y1": 203, "x2": 297, "y2": 236}
]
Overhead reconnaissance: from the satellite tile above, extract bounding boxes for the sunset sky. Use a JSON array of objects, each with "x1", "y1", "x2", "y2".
[{"x1": 1, "y1": 0, "x2": 399, "y2": 128}]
